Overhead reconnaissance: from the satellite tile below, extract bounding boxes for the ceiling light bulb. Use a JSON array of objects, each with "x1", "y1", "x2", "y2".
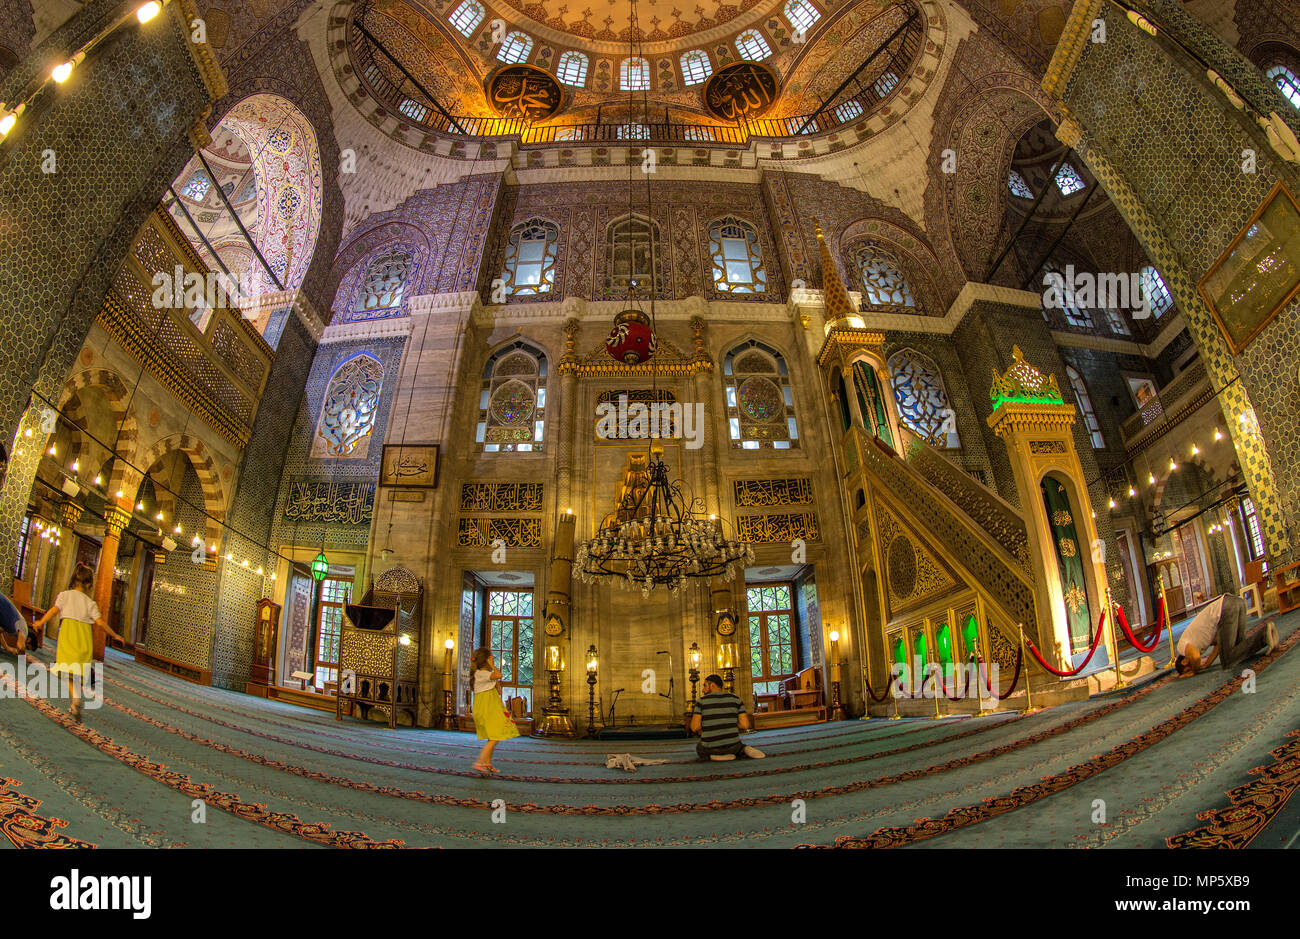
[
  {"x1": 1214, "y1": 428, "x2": 1223, "y2": 441},
  {"x1": 47, "y1": 445, "x2": 56, "y2": 455},
  {"x1": 1148, "y1": 473, "x2": 1156, "y2": 485},
  {"x1": 256, "y1": 567, "x2": 263, "y2": 575},
  {"x1": 22, "y1": 428, "x2": 31, "y2": 437},
  {"x1": 93, "y1": 475, "x2": 102, "y2": 485},
  {"x1": 136, "y1": 502, "x2": 144, "y2": 511},
  {"x1": 51, "y1": 61, "x2": 74, "y2": 83},
  {"x1": 155, "y1": 511, "x2": 163, "y2": 520},
  {"x1": 1169, "y1": 460, "x2": 1178, "y2": 471},
  {"x1": 71, "y1": 460, "x2": 79, "y2": 471},
  {"x1": 1128, "y1": 487, "x2": 1136, "y2": 497},
  {"x1": 174, "y1": 525, "x2": 181, "y2": 533},
  {"x1": 1191, "y1": 444, "x2": 1199, "y2": 456},
  {"x1": 1108, "y1": 498, "x2": 1116, "y2": 509},
  {"x1": 0, "y1": 110, "x2": 17, "y2": 137},
  {"x1": 136, "y1": 1, "x2": 161, "y2": 23},
  {"x1": 116, "y1": 490, "x2": 123, "y2": 498}
]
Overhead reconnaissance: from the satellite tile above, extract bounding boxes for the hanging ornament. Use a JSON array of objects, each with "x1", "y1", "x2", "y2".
[{"x1": 605, "y1": 309, "x2": 656, "y2": 365}]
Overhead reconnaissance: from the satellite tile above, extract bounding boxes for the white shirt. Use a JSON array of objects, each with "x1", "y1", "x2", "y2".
[
  {"x1": 473, "y1": 669, "x2": 497, "y2": 694},
  {"x1": 1177, "y1": 595, "x2": 1224, "y2": 657},
  {"x1": 55, "y1": 589, "x2": 101, "y2": 626}
]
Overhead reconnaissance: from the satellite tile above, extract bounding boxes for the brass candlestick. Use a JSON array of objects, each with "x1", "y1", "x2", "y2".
[{"x1": 585, "y1": 645, "x2": 598, "y2": 737}]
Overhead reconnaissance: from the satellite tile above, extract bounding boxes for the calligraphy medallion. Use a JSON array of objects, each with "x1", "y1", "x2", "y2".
[
  {"x1": 485, "y1": 65, "x2": 564, "y2": 121},
  {"x1": 703, "y1": 61, "x2": 779, "y2": 122}
]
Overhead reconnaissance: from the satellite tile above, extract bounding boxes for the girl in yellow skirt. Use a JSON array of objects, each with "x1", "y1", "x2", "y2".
[
  {"x1": 32, "y1": 564, "x2": 124, "y2": 722},
  {"x1": 470, "y1": 646, "x2": 518, "y2": 774}
]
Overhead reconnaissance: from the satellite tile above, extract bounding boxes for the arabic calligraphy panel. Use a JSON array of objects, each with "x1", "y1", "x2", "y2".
[
  {"x1": 703, "y1": 62, "x2": 779, "y2": 122},
  {"x1": 485, "y1": 65, "x2": 564, "y2": 121},
  {"x1": 379, "y1": 444, "x2": 439, "y2": 488},
  {"x1": 282, "y1": 478, "x2": 376, "y2": 525}
]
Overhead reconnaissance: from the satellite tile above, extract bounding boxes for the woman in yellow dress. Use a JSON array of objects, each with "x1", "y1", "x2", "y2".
[
  {"x1": 32, "y1": 564, "x2": 125, "y2": 722},
  {"x1": 469, "y1": 646, "x2": 518, "y2": 774}
]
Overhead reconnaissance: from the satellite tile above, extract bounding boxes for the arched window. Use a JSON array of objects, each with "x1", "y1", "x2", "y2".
[
  {"x1": 1066, "y1": 366, "x2": 1105, "y2": 448},
  {"x1": 497, "y1": 32, "x2": 533, "y2": 64},
  {"x1": 1054, "y1": 162, "x2": 1086, "y2": 195},
  {"x1": 888, "y1": 349, "x2": 960, "y2": 449},
  {"x1": 1042, "y1": 261, "x2": 1093, "y2": 328},
  {"x1": 353, "y1": 248, "x2": 413, "y2": 317},
  {"x1": 735, "y1": 29, "x2": 772, "y2": 61},
  {"x1": 1140, "y1": 264, "x2": 1174, "y2": 318},
  {"x1": 1008, "y1": 170, "x2": 1033, "y2": 198},
  {"x1": 684, "y1": 126, "x2": 715, "y2": 141},
  {"x1": 707, "y1": 216, "x2": 768, "y2": 294},
  {"x1": 500, "y1": 218, "x2": 559, "y2": 296},
  {"x1": 854, "y1": 244, "x2": 917, "y2": 311},
  {"x1": 448, "y1": 0, "x2": 484, "y2": 36},
  {"x1": 620, "y1": 57, "x2": 650, "y2": 90},
  {"x1": 557, "y1": 51, "x2": 588, "y2": 87},
  {"x1": 1105, "y1": 309, "x2": 1131, "y2": 336},
  {"x1": 477, "y1": 343, "x2": 547, "y2": 452},
  {"x1": 723, "y1": 340, "x2": 798, "y2": 449},
  {"x1": 681, "y1": 50, "x2": 712, "y2": 86},
  {"x1": 872, "y1": 71, "x2": 899, "y2": 97},
  {"x1": 314, "y1": 354, "x2": 384, "y2": 458},
  {"x1": 616, "y1": 123, "x2": 649, "y2": 139},
  {"x1": 833, "y1": 100, "x2": 864, "y2": 123},
  {"x1": 607, "y1": 215, "x2": 662, "y2": 292},
  {"x1": 784, "y1": 0, "x2": 821, "y2": 33},
  {"x1": 1266, "y1": 64, "x2": 1300, "y2": 108},
  {"x1": 398, "y1": 98, "x2": 429, "y2": 122},
  {"x1": 181, "y1": 171, "x2": 211, "y2": 201}
]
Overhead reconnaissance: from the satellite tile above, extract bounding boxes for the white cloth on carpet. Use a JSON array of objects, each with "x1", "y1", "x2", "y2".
[{"x1": 605, "y1": 752, "x2": 670, "y2": 772}]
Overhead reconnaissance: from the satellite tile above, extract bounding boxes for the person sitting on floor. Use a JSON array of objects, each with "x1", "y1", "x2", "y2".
[
  {"x1": 1174, "y1": 593, "x2": 1278, "y2": 677},
  {"x1": 0, "y1": 592, "x2": 29, "y2": 654},
  {"x1": 690, "y1": 674, "x2": 765, "y2": 762}
]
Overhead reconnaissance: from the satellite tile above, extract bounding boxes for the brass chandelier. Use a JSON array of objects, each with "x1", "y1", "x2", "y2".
[{"x1": 575, "y1": 457, "x2": 753, "y2": 597}]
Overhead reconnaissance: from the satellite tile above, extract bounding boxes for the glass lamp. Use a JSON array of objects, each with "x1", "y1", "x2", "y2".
[{"x1": 311, "y1": 551, "x2": 329, "y2": 582}]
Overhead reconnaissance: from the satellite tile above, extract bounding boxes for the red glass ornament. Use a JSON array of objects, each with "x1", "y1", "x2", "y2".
[{"x1": 605, "y1": 309, "x2": 656, "y2": 365}]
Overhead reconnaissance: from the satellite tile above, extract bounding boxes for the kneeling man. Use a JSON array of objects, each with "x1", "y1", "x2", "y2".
[
  {"x1": 1174, "y1": 593, "x2": 1277, "y2": 677},
  {"x1": 690, "y1": 674, "x2": 765, "y2": 761}
]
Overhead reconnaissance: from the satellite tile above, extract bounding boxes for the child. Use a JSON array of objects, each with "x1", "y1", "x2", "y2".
[
  {"x1": 32, "y1": 564, "x2": 125, "y2": 722},
  {"x1": 469, "y1": 646, "x2": 518, "y2": 774}
]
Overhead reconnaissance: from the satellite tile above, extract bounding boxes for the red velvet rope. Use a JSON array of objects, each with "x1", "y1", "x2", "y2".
[
  {"x1": 863, "y1": 668, "x2": 892, "y2": 703},
  {"x1": 975, "y1": 646, "x2": 1023, "y2": 701},
  {"x1": 1115, "y1": 597, "x2": 1166, "y2": 653},
  {"x1": 1025, "y1": 610, "x2": 1107, "y2": 677}
]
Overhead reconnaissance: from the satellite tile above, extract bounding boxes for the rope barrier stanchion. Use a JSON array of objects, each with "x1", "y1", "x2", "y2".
[
  {"x1": 1024, "y1": 610, "x2": 1107, "y2": 677},
  {"x1": 1114, "y1": 598, "x2": 1165, "y2": 653},
  {"x1": 1108, "y1": 587, "x2": 1128, "y2": 690},
  {"x1": 1161, "y1": 579, "x2": 1176, "y2": 669},
  {"x1": 1018, "y1": 622, "x2": 1038, "y2": 714},
  {"x1": 889, "y1": 666, "x2": 903, "y2": 720}
]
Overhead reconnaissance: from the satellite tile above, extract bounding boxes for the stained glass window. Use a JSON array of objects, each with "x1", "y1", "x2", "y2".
[
  {"x1": 834, "y1": 100, "x2": 864, "y2": 123},
  {"x1": 554, "y1": 126, "x2": 586, "y2": 141},
  {"x1": 888, "y1": 349, "x2": 960, "y2": 449},
  {"x1": 477, "y1": 342, "x2": 547, "y2": 452},
  {"x1": 854, "y1": 244, "x2": 917, "y2": 310},
  {"x1": 746, "y1": 583, "x2": 797, "y2": 696},
  {"x1": 616, "y1": 123, "x2": 650, "y2": 140},
  {"x1": 872, "y1": 71, "x2": 899, "y2": 97},
  {"x1": 1140, "y1": 264, "x2": 1174, "y2": 318},
  {"x1": 684, "y1": 126, "x2": 716, "y2": 141},
  {"x1": 736, "y1": 29, "x2": 772, "y2": 61},
  {"x1": 707, "y1": 216, "x2": 767, "y2": 294},
  {"x1": 784, "y1": 0, "x2": 821, "y2": 33},
  {"x1": 557, "y1": 51, "x2": 588, "y2": 87},
  {"x1": 620, "y1": 57, "x2": 650, "y2": 91},
  {"x1": 1066, "y1": 366, "x2": 1105, "y2": 448},
  {"x1": 315, "y1": 354, "x2": 384, "y2": 458},
  {"x1": 724, "y1": 340, "x2": 798, "y2": 449},
  {"x1": 500, "y1": 218, "x2": 559, "y2": 296},
  {"x1": 497, "y1": 32, "x2": 533, "y2": 64},
  {"x1": 1105, "y1": 309, "x2": 1131, "y2": 336},
  {"x1": 448, "y1": 0, "x2": 485, "y2": 36},
  {"x1": 486, "y1": 589, "x2": 534, "y2": 713},
  {"x1": 1008, "y1": 170, "x2": 1033, "y2": 198},
  {"x1": 1042, "y1": 261, "x2": 1092, "y2": 327},
  {"x1": 353, "y1": 248, "x2": 413, "y2": 317},
  {"x1": 1055, "y1": 161, "x2": 1087, "y2": 195},
  {"x1": 181, "y1": 171, "x2": 211, "y2": 201},
  {"x1": 786, "y1": 115, "x2": 818, "y2": 134},
  {"x1": 607, "y1": 215, "x2": 661, "y2": 292},
  {"x1": 681, "y1": 50, "x2": 712, "y2": 86},
  {"x1": 1266, "y1": 65, "x2": 1300, "y2": 108}
]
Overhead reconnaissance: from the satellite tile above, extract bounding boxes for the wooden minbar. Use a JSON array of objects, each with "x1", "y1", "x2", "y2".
[{"x1": 335, "y1": 565, "x2": 422, "y2": 728}]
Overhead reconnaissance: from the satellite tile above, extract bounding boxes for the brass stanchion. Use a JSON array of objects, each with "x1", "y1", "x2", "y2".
[
  {"x1": 1161, "y1": 578, "x2": 1177, "y2": 669},
  {"x1": 889, "y1": 666, "x2": 902, "y2": 720},
  {"x1": 1108, "y1": 586, "x2": 1128, "y2": 690},
  {"x1": 1019, "y1": 622, "x2": 1039, "y2": 714}
]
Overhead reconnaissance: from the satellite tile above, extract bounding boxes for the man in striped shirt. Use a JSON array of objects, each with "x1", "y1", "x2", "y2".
[{"x1": 690, "y1": 675, "x2": 765, "y2": 761}]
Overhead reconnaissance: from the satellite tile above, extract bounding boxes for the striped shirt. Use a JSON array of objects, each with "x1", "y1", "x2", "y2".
[{"x1": 693, "y1": 691, "x2": 744, "y2": 751}]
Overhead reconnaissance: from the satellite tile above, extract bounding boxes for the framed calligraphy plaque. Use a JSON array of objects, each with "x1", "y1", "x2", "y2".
[
  {"x1": 703, "y1": 62, "x2": 779, "y2": 122},
  {"x1": 1198, "y1": 181, "x2": 1300, "y2": 355},
  {"x1": 485, "y1": 65, "x2": 564, "y2": 121},
  {"x1": 380, "y1": 444, "x2": 439, "y2": 488}
]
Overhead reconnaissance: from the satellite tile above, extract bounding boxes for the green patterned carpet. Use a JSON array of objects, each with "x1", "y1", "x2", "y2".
[{"x1": 2, "y1": 611, "x2": 1298, "y2": 848}]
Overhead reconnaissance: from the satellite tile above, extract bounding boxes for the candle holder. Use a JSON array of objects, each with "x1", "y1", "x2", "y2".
[
  {"x1": 585, "y1": 645, "x2": 598, "y2": 738},
  {"x1": 828, "y1": 629, "x2": 847, "y2": 720},
  {"x1": 687, "y1": 641, "x2": 701, "y2": 716},
  {"x1": 535, "y1": 643, "x2": 575, "y2": 737},
  {"x1": 441, "y1": 638, "x2": 457, "y2": 730}
]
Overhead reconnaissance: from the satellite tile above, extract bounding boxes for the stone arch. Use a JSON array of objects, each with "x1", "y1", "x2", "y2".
[
  {"x1": 845, "y1": 350, "x2": 903, "y2": 447},
  {"x1": 126, "y1": 434, "x2": 227, "y2": 547},
  {"x1": 57, "y1": 368, "x2": 139, "y2": 484},
  {"x1": 839, "y1": 219, "x2": 942, "y2": 315},
  {"x1": 924, "y1": 36, "x2": 1057, "y2": 282},
  {"x1": 329, "y1": 221, "x2": 432, "y2": 323}
]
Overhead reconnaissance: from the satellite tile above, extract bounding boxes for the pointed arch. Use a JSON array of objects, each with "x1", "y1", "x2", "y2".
[
  {"x1": 312, "y1": 352, "x2": 385, "y2": 459},
  {"x1": 722, "y1": 338, "x2": 798, "y2": 449},
  {"x1": 887, "y1": 348, "x2": 960, "y2": 448},
  {"x1": 58, "y1": 368, "x2": 139, "y2": 490},
  {"x1": 127, "y1": 433, "x2": 227, "y2": 548},
  {"x1": 478, "y1": 340, "x2": 549, "y2": 452}
]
